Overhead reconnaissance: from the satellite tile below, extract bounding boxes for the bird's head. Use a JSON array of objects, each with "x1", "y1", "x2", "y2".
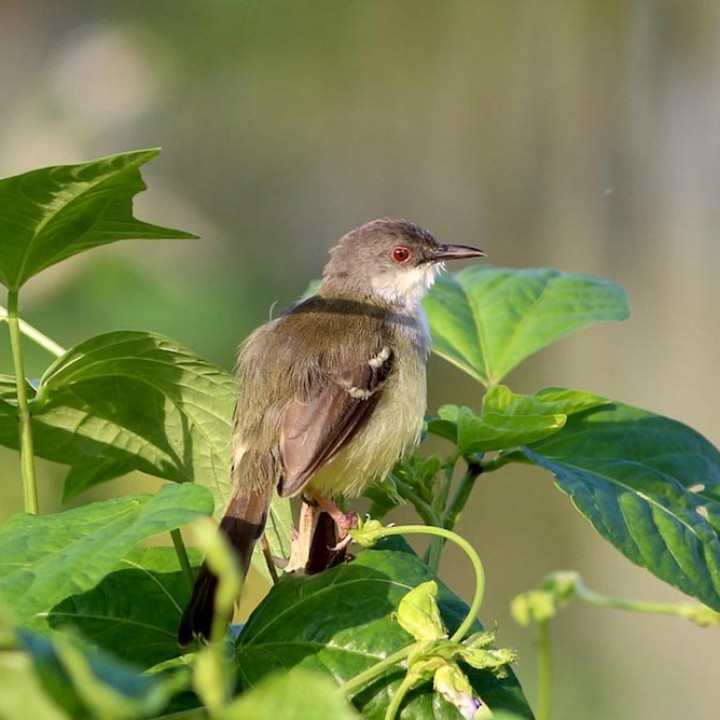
[{"x1": 320, "y1": 218, "x2": 485, "y2": 307}]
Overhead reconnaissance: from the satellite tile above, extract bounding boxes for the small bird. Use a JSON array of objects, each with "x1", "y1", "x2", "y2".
[{"x1": 178, "y1": 218, "x2": 485, "y2": 644}]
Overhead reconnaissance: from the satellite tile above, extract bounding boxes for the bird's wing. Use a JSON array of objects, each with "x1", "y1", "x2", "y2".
[{"x1": 277, "y1": 345, "x2": 394, "y2": 497}]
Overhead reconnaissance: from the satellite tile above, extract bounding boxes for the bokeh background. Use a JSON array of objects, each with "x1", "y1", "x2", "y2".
[{"x1": 2, "y1": 2, "x2": 720, "y2": 718}]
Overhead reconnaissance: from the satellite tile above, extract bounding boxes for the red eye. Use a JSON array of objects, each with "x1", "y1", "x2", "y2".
[{"x1": 392, "y1": 246, "x2": 412, "y2": 263}]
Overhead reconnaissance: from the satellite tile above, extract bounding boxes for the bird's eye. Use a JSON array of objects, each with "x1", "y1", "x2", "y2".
[{"x1": 391, "y1": 246, "x2": 412, "y2": 263}]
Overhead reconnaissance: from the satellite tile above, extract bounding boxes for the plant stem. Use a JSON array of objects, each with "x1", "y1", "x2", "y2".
[
  {"x1": 424, "y1": 536, "x2": 443, "y2": 574},
  {"x1": 343, "y1": 646, "x2": 414, "y2": 698},
  {"x1": 171, "y1": 529, "x2": 195, "y2": 589},
  {"x1": 393, "y1": 477, "x2": 445, "y2": 571},
  {"x1": 6, "y1": 290, "x2": 39, "y2": 514},
  {"x1": 384, "y1": 672, "x2": 416, "y2": 720},
  {"x1": 443, "y1": 462, "x2": 482, "y2": 532},
  {"x1": 480, "y1": 450, "x2": 533, "y2": 473},
  {"x1": 344, "y1": 524, "x2": 485, "y2": 707},
  {"x1": 423, "y1": 462, "x2": 458, "y2": 569},
  {"x1": 436, "y1": 459, "x2": 457, "y2": 513},
  {"x1": 423, "y1": 463, "x2": 482, "y2": 573},
  {"x1": 394, "y1": 478, "x2": 443, "y2": 527},
  {"x1": 375, "y1": 525, "x2": 485, "y2": 643},
  {"x1": 536, "y1": 619, "x2": 552, "y2": 720},
  {"x1": 0, "y1": 304, "x2": 66, "y2": 357},
  {"x1": 573, "y1": 576, "x2": 719, "y2": 622}
]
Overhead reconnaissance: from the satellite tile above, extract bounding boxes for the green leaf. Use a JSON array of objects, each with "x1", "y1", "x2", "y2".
[
  {"x1": 62, "y1": 459, "x2": 135, "y2": 499},
  {"x1": 363, "y1": 474, "x2": 405, "y2": 522},
  {"x1": 32, "y1": 632, "x2": 184, "y2": 720},
  {"x1": 0, "y1": 396, "x2": 15, "y2": 415},
  {"x1": 217, "y1": 668, "x2": 361, "y2": 720},
  {"x1": 0, "y1": 373, "x2": 28, "y2": 415},
  {"x1": 0, "y1": 149, "x2": 196, "y2": 291},
  {"x1": 236, "y1": 539, "x2": 533, "y2": 719},
  {"x1": 263, "y1": 493, "x2": 293, "y2": 571},
  {"x1": 423, "y1": 267, "x2": 629, "y2": 386},
  {"x1": 0, "y1": 330, "x2": 292, "y2": 575},
  {"x1": 0, "y1": 483, "x2": 213, "y2": 622},
  {"x1": 436, "y1": 405, "x2": 566, "y2": 454},
  {"x1": 0, "y1": 615, "x2": 185, "y2": 720},
  {"x1": 38, "y1": 331, "x2": 236, "y2": 508},
  {"x1": 0, "y1": 633, "x2": 71, "y2": 720},
  {"x1": 525, "y1": 403, "x2": 720, "y2": 611},
  {"x1": 47, "y1": 547, "x2": 201, "y2": 669},
  {"x1": 483, "y1": 385, "x2": 608, "y2": 417},
  {"x1": 0, "y1": 331, "x2": 236, "y2": 505},
  {"x1": 383, "y1": 454, "x2": 446, "y2": 519}
]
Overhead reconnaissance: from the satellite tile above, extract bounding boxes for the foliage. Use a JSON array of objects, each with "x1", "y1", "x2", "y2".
[{"x1": 1, "y1": 150, "x2": 718, "y2": 719}]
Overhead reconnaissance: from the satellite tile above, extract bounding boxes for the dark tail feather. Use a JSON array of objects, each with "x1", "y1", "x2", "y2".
[{"x1": 178, "y1": 461, "x2": 273, "y2": 646}]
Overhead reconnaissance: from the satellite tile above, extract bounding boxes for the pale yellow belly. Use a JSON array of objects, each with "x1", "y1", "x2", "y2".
[{"x1": 307, "y1": 349, "x2": 427, "y2": 497}]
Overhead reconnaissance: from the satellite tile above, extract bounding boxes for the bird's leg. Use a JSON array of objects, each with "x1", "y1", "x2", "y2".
[
  {"x1": 305, "y1": 491, "x2": 358, "y2": 551},
  {"x1": 286, "y1": 498, "x2": 321, "y2": 573},
  {"x1": 287, "y1": 494, "x2": 358, "y2": 574}
]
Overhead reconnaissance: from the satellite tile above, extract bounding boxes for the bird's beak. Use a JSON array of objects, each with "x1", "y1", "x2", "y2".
[{"x1": 431, "y1": 244, "x2": 486, "y2": 261}]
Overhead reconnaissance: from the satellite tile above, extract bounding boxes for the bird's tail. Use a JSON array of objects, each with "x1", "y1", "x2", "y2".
[{"x1": 178, "y1": 453, "x2": 274, "y2": 646}]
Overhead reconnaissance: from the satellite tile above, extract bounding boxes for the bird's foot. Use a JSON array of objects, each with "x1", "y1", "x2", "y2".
[
  {"x1": 286, "y1": 493, "x2": 359, "y2": 574},
  {"x1": 329, "y1": 530, "x2": 356, "y2": 553},
  {"x1": 310, "y1": 495, "x2": 358, "y2": 541}
]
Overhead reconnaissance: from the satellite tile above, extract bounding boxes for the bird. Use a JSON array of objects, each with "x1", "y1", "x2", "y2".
[{"x1": 178, "y1": 218, "x2": 485, "y2": 645}]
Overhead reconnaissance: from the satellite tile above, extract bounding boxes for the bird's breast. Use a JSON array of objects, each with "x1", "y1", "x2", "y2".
[{"x1": 308, "y1": 328, "x2": 428, "y2": 497}]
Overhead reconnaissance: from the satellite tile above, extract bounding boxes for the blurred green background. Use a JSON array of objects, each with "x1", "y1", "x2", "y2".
[{"x1": 1, "y1": 1, "x2": 720, "y2": 717}]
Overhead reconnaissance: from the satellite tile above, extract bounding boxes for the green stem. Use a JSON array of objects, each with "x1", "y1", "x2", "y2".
[
  {"x1": 436, "y1": 459, "x2": 457, "y2": 513},
  {"x1": 536, "y1": 619, "x2": 551, "y2": 720},
  {"x1": 480, "y1": 450, "x2": 533, "y2": 473},
  {"x1": 6, "y1": 290, "x2": 38, "y2": 514},
  {"x1": 171, "y1": 529, "x2": 195, "y2": 590},
  {"x1": 0, "y1": 304, "x2": 66, "y2": 357},
  {"x1": 574, "y1": 576, "x2": 719, "y2": 622},
  {"x1": 443, "y1": 463, "x2": 482, "y2": 532},
  {"x1": 394, "y1": 477, "x2": 443, "y2": 527},
  {"x1": 423, "y1": 463, "x2": 482, "y2": 573},
  {"x1": 392, "y1": 476, "x2": 444, "y2": 572},
  {"x1": 423, "y1": 462, "x2": 458, "y2": 569},
  {"x1": 343, "y1": 646, "x2": 414, "y2": 698},
  {"x1": 374, "y1": 525, "x2": 485, "y2": 643},
  {"x1": 343, "y1": 524, "x2": 485, "y2": 700},
  {"x1": 424, "y1": 537, "x2": 443, "y2": 574},
  {"x1": 384, "y1": 672, "x2": 416, "y2": 720}
]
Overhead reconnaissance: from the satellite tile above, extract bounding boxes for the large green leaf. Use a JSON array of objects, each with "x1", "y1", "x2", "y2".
[
  {"x1": 525, "y1": 403, "x2": 720, "y2": 611},
  {"x1": 0, "y1": 330, "x2": 292, "y2": 575},
  {"x1": 0, "y1": 611, "x2": 185, "y2": 720},
  {"x1": 0, "y1": 332, "x2": 237, "y2": 504},
  {"x1": 40, "y1": 330, "x2": 236, "y2": 508},
  {"x1": 47, "y1": 547, "x2": 202, "y2": 669},
  {"x1": 0, "y1": 149, "x2": 196, "y2": 290},
  {"x1": 1, "y1": 331, "x2": 231, "y2": 508},
  {"x1": 423, "y1": 267, "x2": 629, "y2": 386},
  {"x1": 427, "y1": 387, "x2": 607, "y2": 454},
  {"x1": 482, "y1": 385, "x2": 607, "y2": 417},
  {"x1": 217, "y1": 669, "x2": 361, "y2": 720},
  {"x1": 0, "y1": 374, "x2": 30, "y2": 415},
  {"x1": 0, "y1": 615, "x2": 71, "y2": 720},
  {"x1": 431, "y1": 405, "x2": 566, "y2": 455},
  {"x1": 236, "y1": 540, "x2": 533, "y2": 719},
  {"x1": 0, "y1": 484, "x2": 212, "y2": 622}
]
